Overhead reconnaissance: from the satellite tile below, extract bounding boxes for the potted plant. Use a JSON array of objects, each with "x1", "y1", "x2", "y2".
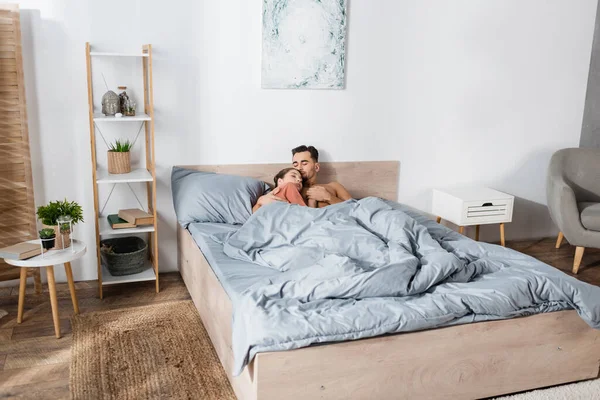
[
  {"x1": 36, "y1": 199, "x2": 84, "y2": 249},
  {"x1": 39, "y1": 228, "x2": 56, "y2": 250},
  {"x1": 107, "y1": 139, "x2": 132, "y2": 174}
]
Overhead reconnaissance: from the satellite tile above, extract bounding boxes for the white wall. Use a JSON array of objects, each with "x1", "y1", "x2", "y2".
[
  {"x1": 389, "y1": 2, "x2": 598, "y2": 240},
  {"x1": 9, "y1": 0, "x2": 597, "y2": 283}
]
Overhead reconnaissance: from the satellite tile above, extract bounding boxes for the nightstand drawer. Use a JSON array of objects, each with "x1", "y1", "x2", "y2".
[
  {"x1": 432, "y1": 187, "x2": 515, "y2": 226},
  {"x1": 462, "y1": 199, "x2": 513, "y2": 224}
]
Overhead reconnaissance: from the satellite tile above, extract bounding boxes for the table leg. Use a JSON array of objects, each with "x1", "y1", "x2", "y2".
[
  {"x1": 458, "y1": 226, "x2": 465, "y2": 235},
  {"x1": 46, "y1": 266, "x2": 61, "y2": 339},
  {"x1": 17, "y1": 267, "x2": 27, "y2": 323},
  {"x1": 436, "y1": 216, "x2": 442, "y2": 224},
  {"x1": 32, "y1": 269, "x2": 42, "y2": 294},
  {"x1": 64, "y1": 262, "x2": 79, "y2": 314},
  {"x1": 500, "y1": 223, "x2": 506, "y2": 247},
  {"x1": 475, "y1": 225, "x2": 480, "y2": 241}
]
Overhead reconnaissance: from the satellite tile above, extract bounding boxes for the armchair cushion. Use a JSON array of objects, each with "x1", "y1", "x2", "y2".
[{"x1": 580, "y1": 202, "x2": 600, "y2": 232}]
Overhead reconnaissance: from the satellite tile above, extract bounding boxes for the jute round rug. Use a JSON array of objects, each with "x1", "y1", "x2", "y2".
[{"x1": 70, "y1": 301, "x2": 235, "y2": 400}]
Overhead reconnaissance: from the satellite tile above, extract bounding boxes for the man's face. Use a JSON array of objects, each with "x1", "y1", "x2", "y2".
[{"x1": 292, "y1": 151, "x2": 319, "y2": 181}]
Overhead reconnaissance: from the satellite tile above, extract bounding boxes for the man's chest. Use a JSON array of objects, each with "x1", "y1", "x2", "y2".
[{"x1": 302, "y1": 184, "x2": 336, "y2": 208}]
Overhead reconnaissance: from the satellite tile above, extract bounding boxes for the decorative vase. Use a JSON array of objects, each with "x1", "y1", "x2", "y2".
[
  {"x1": 107, "y1": 151, "x2": 131, "y2": 174},
  {"x1": 102, "y1": 90, "x2": 120, "y2": 116},
  {"x1": 124, "y1": 100, "x2": 136, "y2": 117},
  {"x1": 42, "y1": 224, "x2": 71, "y2": 249},
  {"x1": 118, "y1": 86, "x2": 136, "y2": 116}
]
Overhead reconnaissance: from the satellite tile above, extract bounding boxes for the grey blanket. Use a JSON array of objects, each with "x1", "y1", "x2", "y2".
[{"x1": 210, "y1": 198, "x2": 600, "y2": 376}]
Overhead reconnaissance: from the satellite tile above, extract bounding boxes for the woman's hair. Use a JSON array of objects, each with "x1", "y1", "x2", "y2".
[{"x1": 274, "y1": 167, "x2": 300, "y2": 187}]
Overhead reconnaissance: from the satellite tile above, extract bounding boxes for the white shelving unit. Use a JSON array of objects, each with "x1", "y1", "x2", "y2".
[
  {"x1": 100, "y1": 263, "x2": 156, "y2": 285},
  {"x1": 90, "y1": 52, "x2": 149, "y2": 58},
  {"x1": 86, "y1": 43, "x2": 158, "y2": 298},
  {"x1": 96, "y1": 168, "x2": 153, "y2": 184},
  {"x1": 98, "y1": 218, "x2": 155, "y2": 236},
  {"x1": 93, "y1": 113, "x2": 152, "y2": 122}
]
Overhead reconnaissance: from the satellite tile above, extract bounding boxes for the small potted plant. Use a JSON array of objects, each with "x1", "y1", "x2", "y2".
[
  {"x1": 39, "y1": 228, "x2": 56, "y2": 250},
  {"x1": 107, "y1": 139, "x2": 132, "y2": 174},
  {"x1": 36, "y1": 199, "x2": 84, "y2": 249}
]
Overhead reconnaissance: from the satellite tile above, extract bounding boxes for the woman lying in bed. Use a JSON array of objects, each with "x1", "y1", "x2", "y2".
[{"x1": 252, "y1": 168, "x2": 316, "y2": 213}]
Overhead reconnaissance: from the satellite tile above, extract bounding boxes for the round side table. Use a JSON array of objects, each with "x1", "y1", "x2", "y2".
[{"x1": 4, "y1": 240, "x2": 87, "y2": 339}]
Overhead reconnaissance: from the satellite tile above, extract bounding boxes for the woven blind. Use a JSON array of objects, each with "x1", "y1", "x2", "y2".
[{"x1": 0, "y1": 4, "x2": 36, "y2": 281}]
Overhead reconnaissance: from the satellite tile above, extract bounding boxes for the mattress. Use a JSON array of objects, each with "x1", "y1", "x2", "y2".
[{"x1": 187, "y1": 222, "x2": 276, "y2": 303}]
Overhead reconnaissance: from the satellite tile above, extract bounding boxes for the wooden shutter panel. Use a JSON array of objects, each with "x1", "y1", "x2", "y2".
[{"x1": 0, "y1": 4, "x2": 38, "y2": 283}]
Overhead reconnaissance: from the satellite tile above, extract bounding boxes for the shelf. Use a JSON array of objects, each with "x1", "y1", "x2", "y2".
[
  {"x1": 93, "y1": 113, "x2": 151, "y2": 122},
  {"x1": 101, "y1": 262, "x2": 156, "y2": 286},
  {"x1": 99, "y1": 217, "x2": 155, "y2": 236},
  {"x1": 87, "y1": 42, "x2": 157, "y2": 298},
  {"x1": 90, "y1": 52, "x2": 149, "y2": 57},
  {"x1": 96, "y1": 168, "x2": 153, "y2": 184}
]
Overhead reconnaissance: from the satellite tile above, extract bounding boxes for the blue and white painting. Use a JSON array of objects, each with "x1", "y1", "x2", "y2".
[{"x1": 262, "y1": 0, "x2": 347, "y2": 89}]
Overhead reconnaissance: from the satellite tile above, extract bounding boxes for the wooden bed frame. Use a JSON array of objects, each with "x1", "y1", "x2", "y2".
[{"x1": 176, "y1": 162, "x2": 600, "y2": 400}]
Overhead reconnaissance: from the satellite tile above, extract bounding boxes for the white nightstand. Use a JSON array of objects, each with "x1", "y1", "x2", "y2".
[
  {"x1": 432, "y1": 187, "x2": 514, "y2": 246},
  {"x1": 3, "y1": 240, "x2": 86, "y2": 338}
]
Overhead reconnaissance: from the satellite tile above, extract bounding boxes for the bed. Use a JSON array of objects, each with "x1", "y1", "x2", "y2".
[{"x1": 175, "y1": 162, "x2": 600, "y2": 400}]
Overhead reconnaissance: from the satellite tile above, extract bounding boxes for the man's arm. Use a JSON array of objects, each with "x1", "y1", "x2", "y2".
[
  {"x1": 306, "y1": 182, "x2": 352, "y2": 205},
  {"x1": 325, "y1": 193, "x2": 344, "y2": 205},
  {"x1": 329, "y1": 182, "x2": 352, "y2": 203}
]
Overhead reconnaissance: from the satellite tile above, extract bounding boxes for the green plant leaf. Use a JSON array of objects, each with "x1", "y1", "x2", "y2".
[
  {"x1": 38, "y1": 228, "x2": 56, "y2": 239},
  {"x1": 108, "y1": 139, "x2": 132, "y2": 152},
  {"x1": 36, "y1": 199, "x2": 84, "y2": 226}
]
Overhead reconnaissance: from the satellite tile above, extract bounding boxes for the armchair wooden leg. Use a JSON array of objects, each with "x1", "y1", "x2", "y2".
[
  {"x1": 555, "y1": 232, "x2": 564, "y2": 249},
  {"x1": 573, "y1": 247, "x2": 585, "y2": 275},
  {"x1": 500, "y1": 223, "x2": 506, "y2": 247},
  {"x1": 436, "y1": 216, "x2": 441, "y2": 224}
]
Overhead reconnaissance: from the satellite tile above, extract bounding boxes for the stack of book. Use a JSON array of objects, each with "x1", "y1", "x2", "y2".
[{"x1": 107, "y1": 208, "x2": 154, "y2": 230}]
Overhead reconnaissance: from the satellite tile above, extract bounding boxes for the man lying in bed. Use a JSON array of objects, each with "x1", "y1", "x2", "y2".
[
  {"x1": 253, "y1": 145, "x2": 352, "y2": 211},
  {"x1": 292, "y1": 145, "x2": 352, "y2": 208}
]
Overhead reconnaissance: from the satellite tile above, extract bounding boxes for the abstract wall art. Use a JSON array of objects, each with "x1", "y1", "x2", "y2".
[{"x1": 261, "y1": 0, "x2": 347, "y2": 89}]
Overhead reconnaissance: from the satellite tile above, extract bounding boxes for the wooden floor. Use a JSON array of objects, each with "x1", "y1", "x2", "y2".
[
  {"x1": 0, "y1": 239, "x2": 598, "y2": 399},
  {"x1": 0, "y1": 272, "x2": 191, "y2": 399},
  {"x1": 510, "y1": 238, "x2": 600, "y2": 286}
]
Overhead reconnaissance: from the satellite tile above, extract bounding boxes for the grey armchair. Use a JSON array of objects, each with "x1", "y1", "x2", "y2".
[{"x1": 547, "y1": 148, "x2": 600, "y2": 274}]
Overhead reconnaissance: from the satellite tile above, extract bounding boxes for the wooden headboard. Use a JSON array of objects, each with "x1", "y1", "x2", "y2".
[{"x1": 177, "y1": 161, "x2": 400, "y2": 201}]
